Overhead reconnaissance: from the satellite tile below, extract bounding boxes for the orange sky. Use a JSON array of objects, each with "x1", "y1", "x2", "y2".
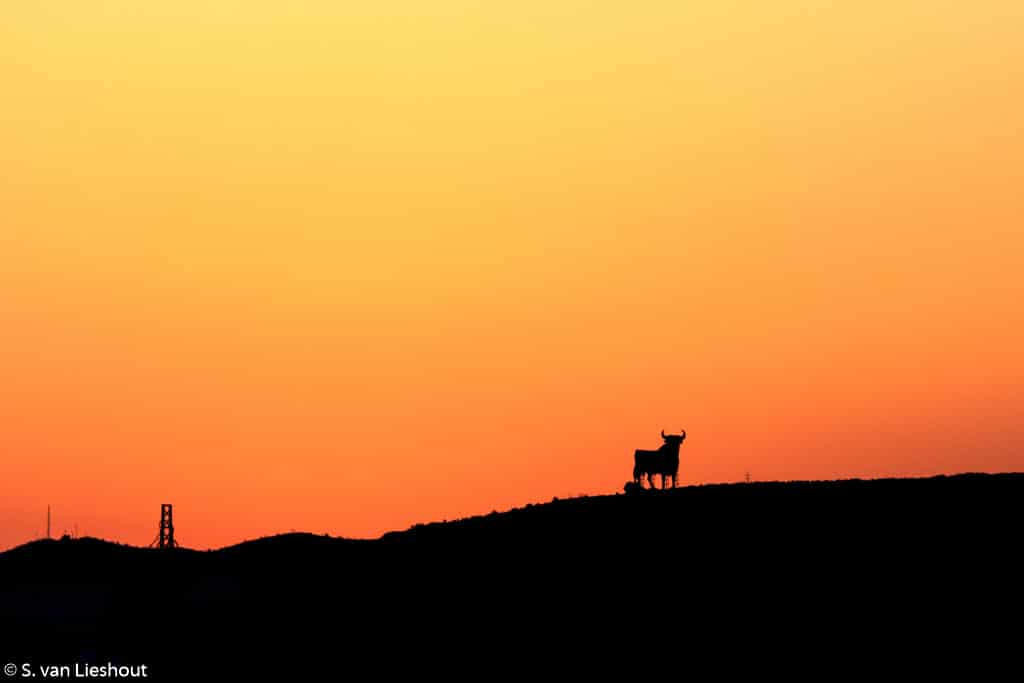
[{"x1": 2, "y1": 2, "x2": 1022, "y2": 549}]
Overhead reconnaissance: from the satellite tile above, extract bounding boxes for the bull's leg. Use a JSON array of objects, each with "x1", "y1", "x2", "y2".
[
  {"x1": 660, "y1": 474, "x2": 666, "y2": 489},
  {"x1": 672, "y1": 473, "x2": 678, "y2": 488}
]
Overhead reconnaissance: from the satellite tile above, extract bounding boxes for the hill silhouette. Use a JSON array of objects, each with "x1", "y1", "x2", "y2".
[{"x1": 3, "y1": 473, "x2": 1019, "y2": 678}]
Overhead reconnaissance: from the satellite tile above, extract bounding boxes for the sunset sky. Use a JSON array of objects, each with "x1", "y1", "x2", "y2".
[{"x1": 2, "y1": 2, "x2": 1022, "y2": 549}]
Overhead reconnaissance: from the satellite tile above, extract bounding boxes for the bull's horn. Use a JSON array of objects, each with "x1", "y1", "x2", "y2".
[
  {"x1": 661, "y1": 429, "x2": 666, "y2": 438},
  {"x1": 681, "y1": 429, "x2": 687, "y2": 439}
]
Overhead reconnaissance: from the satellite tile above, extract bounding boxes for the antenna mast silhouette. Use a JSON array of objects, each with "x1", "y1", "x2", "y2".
[{"x1": 157, "y1": 504, "x2": 178, "y2": 549}]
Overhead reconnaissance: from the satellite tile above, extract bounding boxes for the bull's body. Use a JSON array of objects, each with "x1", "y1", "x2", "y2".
[{"x1": 633, "y1": 430, "x2": 686, "y2": 489}]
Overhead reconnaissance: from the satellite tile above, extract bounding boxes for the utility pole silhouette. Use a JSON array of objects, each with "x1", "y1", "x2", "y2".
[{"x1": 745, "y1": 472, "x2": 751, "y2": 484}]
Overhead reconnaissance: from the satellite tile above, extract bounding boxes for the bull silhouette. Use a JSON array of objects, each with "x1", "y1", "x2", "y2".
[{"x1": 633, "y1": 429, "x2": 686, "y2": 489}]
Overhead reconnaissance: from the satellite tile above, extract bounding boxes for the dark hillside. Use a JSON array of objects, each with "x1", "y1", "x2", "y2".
[{"x1": 3, "y1": 473, "x2": 1019, "y2": 678}]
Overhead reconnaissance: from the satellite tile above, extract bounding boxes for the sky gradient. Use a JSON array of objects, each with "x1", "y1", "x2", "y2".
[{"x1": 2, "y1": 2, "x2": 1022, "y2": 549}]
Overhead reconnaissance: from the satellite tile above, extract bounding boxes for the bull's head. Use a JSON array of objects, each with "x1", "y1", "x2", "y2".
[{"x1": 661, "y1": 429, "x2": 687, "y2": 446}]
